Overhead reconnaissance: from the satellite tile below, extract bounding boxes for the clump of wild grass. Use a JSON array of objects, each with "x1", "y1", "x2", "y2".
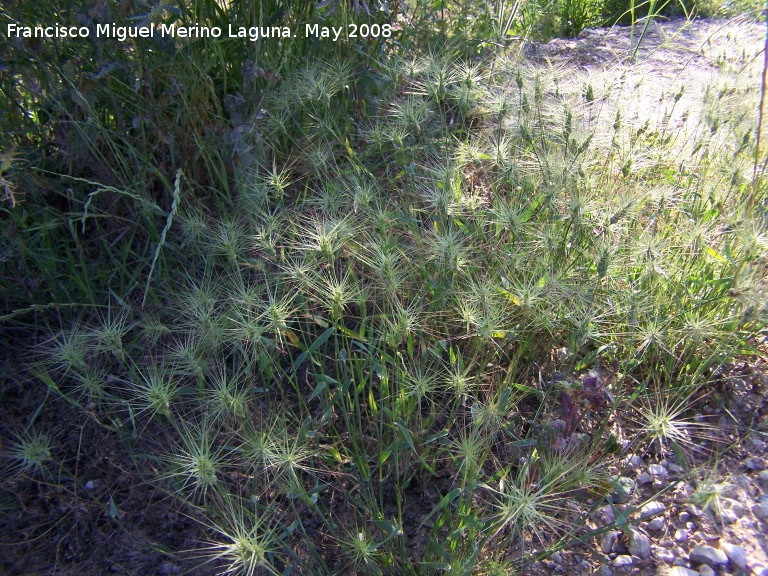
[
  {"x1": 7, "y1": 429, "x2": 53, "y2": 476},
  {"x1": 5, "y1": 12, "x2": 767, "y2": 575}
]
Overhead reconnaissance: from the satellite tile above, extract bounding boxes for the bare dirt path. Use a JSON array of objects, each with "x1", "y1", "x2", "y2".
[{"x1": 526, "y1": 16, "x2": 766, "y2": 169}]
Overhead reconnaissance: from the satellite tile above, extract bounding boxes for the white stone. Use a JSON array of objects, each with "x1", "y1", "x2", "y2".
[
  {"x1": 720, "y1": 543, "x2": 747, "y2": 570},
  {"x1": 733, "y1": 474, "x2": 752, "y2": 489},
  {"x1": 717, "y1": 507, "x2": 738, "y2": 524},
  {"x1": 688, "y1": 544, "x2": 728, "y2": 566},
  {"x1": 730, "y1": 502, "x2": 747, "y2": 517},
  {"x1": 754, "y1": 495, "x2": 768, "y2": 519},
  {"x1": 653, "y1": 546, "x2": 675, "y2": 563},
  {"x1": 745, "y1": 457, "x2": 766, "y2": 470},
  {"x1": 674, "y1": 529, "x2": 688, "y2": 542},
  {"x1": 648, "y1": 464, "x2": 669, "y2": 477},
  {"x1": 626, "y1": 455, "x2": 642, "y2": 469},
  {"x1": 668, "y1": 568, "x2": 699, "y2": 576},
  {"x1": 676, "y1": 483, "x2": 694, "y2": 499},
  {"x1": 602, "y1": 530, "x2": 619, "y2": 554},
  {"x1": 596, "y1": 505, "x2": 615, "y2": 525},
  {"x1": 691, "y1": 531, "x2": 707, "y2": 543},
  {"x1": 698, "y1": 566, "x2": 715, "y2": 576},
  {"x1": 647, "y1": 517, "x2": 665, "y2": 531},
  {"x1": 637, "y1": 472, "x2": 653, "y2": 485},
  {"x1": 612, "y1": 555, "x2": 632, "y2": 567},
  {"x1": 659, "y1": 538, "x2": 675, "y2": 548},
  {"x1": 640, "y1": 500, "x2": 665, "y2": 519},
  {"x1": 685, "y1": 503, "x2": 702, "y2": 516}
]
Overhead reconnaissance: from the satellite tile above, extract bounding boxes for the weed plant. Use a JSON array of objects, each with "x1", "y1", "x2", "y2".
[{"x1": 1, "y1": 0, "x2": 767, "y2": 574}]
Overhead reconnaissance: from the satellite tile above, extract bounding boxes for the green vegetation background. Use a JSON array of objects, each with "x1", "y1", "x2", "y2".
[{"x1": 1, "y1": 0, "x2": 766, "y2": 574}]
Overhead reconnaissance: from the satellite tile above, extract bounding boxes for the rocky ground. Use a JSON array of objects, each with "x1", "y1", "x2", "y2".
[{"x1": 526, "y1": 357, "x2": 768, "y2": 576}]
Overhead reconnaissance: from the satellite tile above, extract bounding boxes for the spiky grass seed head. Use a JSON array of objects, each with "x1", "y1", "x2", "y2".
[{"x1": 8, "y1": 430, "x2": 52, "y2": 476}]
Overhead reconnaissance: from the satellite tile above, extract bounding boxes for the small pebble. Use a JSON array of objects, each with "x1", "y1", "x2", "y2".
[
  {"x1": 688, "y1": 544, "x2": 728, "y2": 566},
  {"x1": 648, "y1": 464, "x2": 669, "y2": 477},
  {"x1": 720, "y1": 542, "x2": 747, "y2": 570},
  {"x1": 647, "y1": 517, "x2": 664, "y2": 531},
  {"x1": 158, "y1": 562, "x2": 180, "y2": 575},
  {"x1": 731, "y1": 502, "x2": 747, "y2": 516},
  {"x1": 552, "y1": 552, "x2": 563, "y2": 564},
  {"x1": 612, "y1": 555, "x2": 633, "y2": 567},
  {"x1": 668, "y1": 463, "x2": 684, "y2": 473},
  {"x1": 678, "y1": 511, "x2": 691, "y2": 523},
  {"x1": 596, "y1": 505, "x2": 615, "y2": 525},
  {"x1": 698, "y1": 566, "x2": 715, "y2": 576},
  {"x1": 659, "y1": 538, "x2": 675, "y2": 548},
  {"x1": 749, "y1": 436, "x2": 765, "y2": 449},
  {"x1": 637, "y1": 472, "x2": 653, "y2": 485},
  {"x1": 85, "y1": 480, "x2": 98, "y2": 491},
  {"x1": 599, "y1": 565, "x2": 613, "y2": 576},
  {"x1": 733, "y1": 474, "x2": 752, "y2": 489},
  {"x1": 685, "y1": 503, "x2": 702, "y2": 517},
  {"x1": 654, "y1": 546, "x2": 675, "y2": 563},
  {"x1": 674, "y1": 529, "x2": 688, "y2": 542},
  {"x1": 612, "y1": 477, "x2": 635, "y2": 503},
  {"x1": 640, "y1": 500, "x2": 665, "y2": 519},
  {"x1": 754, "y1": 494, "x2": 768, "y2": 519},
  {"x1": 745, "y1": 457, "x2": 766, "y2": 471},
  {"x1": 602, "y1": 530, "x2": 619, "y2": 554},
  {"x1": 758, "y1": 470, "x2": 768, "y2": 484},
  {"x1": 627, "y1": 527, "x2": 651, "y2": 559},
  {"x1": 691, "y1": 531, "x2": 707, "y2": 543},
  {"x1": 676, "y1": 483, "x2": 694, "y2": 499},
  {"x1": 717, "y1": 507, "x2": 738, "y2": 524},
  {"x1": 626, "y1": 455, "x2": 643, "y2": 469},
  {"x1": 668, "y1": 568, "x2": 699, "y2": 576}
]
